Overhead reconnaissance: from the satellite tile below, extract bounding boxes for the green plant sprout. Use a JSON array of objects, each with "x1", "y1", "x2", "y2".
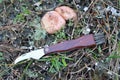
[
  {"x1": 29, "y1": 18, "x2": 46, "y2": 40},
  {"x1": 108, "y1": 41, "x2": 120, "y2": 59},
  {"x1": 0, "y1": 52, "x2": 4, "y2": 61},
  {"x1": 14, "y1": 7, "x2": 31, "y2": 23},
  {"x1": 0, "y1": 0, "x2": 2, "y2": 3},
  {"x1": 39, "y1": 54, "x2": 72, "y2": 73}
]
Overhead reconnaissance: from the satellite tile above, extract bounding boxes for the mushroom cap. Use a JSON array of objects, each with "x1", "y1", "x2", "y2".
[
  {"x1": 41, "y1": 11, "x2": 66, "y2": 34},
  {"x1": 55, "y1": 6, "x2": 77, "y2": 21}
]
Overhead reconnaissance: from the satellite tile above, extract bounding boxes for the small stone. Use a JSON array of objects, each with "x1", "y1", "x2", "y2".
[
  {"x1": 82, "y1": 27, "x2": 91, "y2": 35},
  {"x1": 83, "y1": 7, "x2": 88, "y2": 12}
]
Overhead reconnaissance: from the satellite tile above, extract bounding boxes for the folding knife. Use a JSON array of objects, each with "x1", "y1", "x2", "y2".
[{"x1": 14, "y1": 34, "x2": 104, "y2": 64}]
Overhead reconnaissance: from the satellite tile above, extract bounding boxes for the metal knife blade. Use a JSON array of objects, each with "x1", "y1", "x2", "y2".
[{"x1": 14, "y1": 48, "x2": 45, "y2": 64}]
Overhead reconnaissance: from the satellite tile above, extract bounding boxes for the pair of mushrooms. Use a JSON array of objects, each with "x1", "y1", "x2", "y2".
[{"x1": 41, "y1": 6, "x2": 77, "y2": 34}]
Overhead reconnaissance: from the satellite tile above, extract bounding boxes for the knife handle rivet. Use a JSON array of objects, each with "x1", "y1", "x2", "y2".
[{"x1": 44, "y1": 47, "x2": 49, "y2": 53}]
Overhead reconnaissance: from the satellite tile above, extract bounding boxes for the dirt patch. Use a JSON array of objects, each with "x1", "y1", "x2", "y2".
[{"x1": 0, "y1": 0, "x2": 120, "y2": 80}]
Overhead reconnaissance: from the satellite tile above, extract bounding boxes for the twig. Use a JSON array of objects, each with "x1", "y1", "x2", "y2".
[
  {"x1": 70, "y1": 63, "x2": 91, "y2": 74},
  {"x1": 83, "y1": 0, "x2": 98, "y2": 15},
  {"x1": 0, "y1": 44, "x2": 23, "y2": 52},
  {"x1": 0, "y1": 24, "x2": 22, "y2": 31}
]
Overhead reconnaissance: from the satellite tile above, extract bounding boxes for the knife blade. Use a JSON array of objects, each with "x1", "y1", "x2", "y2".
[
  {"x1": 14, "y1": 34, "x2": 105, "y2": 64},
  {"x1": 14, "y1": 49, "x2": 45, "y2": 64}
]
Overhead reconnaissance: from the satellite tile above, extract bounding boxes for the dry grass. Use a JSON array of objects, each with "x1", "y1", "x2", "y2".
[{"x1": 0, "y1": 0, "x2": 120, "y2": 80}]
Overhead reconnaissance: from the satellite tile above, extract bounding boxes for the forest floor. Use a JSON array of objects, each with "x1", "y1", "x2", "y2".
[{"x1": 0, "y1": 0, "x2": 120, "y2": 80}]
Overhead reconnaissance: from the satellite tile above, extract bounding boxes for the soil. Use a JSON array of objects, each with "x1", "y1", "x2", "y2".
[{"x1": 0, "y1": 0, "x2": 120, "y2": 80}]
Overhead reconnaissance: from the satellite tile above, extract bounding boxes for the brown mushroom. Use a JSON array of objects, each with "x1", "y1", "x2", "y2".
[
  {"x1": 55, "y1": 6, "x2": 77, "y2": 21},
  {"x1": 41, "y1": 11, "x2": 66, "y2": 34}
]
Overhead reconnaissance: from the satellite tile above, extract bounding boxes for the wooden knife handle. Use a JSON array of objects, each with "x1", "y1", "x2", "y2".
[{"x1": 44, "y1": 34, "x2": 96, "y2": 54}]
